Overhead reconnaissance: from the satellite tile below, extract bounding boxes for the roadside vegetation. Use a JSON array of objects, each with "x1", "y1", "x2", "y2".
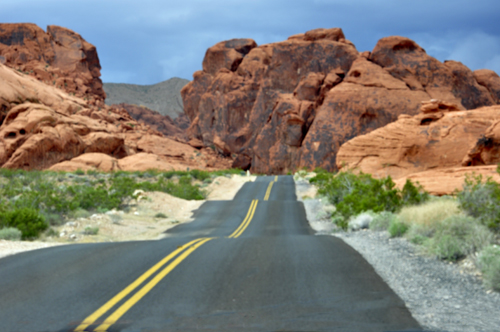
[
  {"x1": 0, "y1": 168, "x2": 242, "y2": 240},
  {"x1": 308, "y1": 168, "x2": 500, "y2": 292}
]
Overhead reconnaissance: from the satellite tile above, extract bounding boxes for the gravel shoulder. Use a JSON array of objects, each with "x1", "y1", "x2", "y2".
[{"x1": 296, "y1": 177, "x2": 500, "y2": 332}]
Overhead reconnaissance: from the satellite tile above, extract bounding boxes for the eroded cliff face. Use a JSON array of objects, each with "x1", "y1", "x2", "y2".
[
  {"x1": 0, "y1": 23, "x2": 105, "y2": 105},
  {"x1": 182, "y1": 28, "x2": 499, "y2": 173}
]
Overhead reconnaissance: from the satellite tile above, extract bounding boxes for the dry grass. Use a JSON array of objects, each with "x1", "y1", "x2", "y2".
[{"x1": 398, "y1": 198, "x2": 461, "y2": 228}]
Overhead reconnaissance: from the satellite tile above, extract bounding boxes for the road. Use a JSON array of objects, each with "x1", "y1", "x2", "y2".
[{"x1": 0, "y1": 176, "x2": 423, "y2": 332}]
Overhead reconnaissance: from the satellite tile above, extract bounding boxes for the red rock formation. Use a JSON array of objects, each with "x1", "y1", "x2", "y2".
[
  {"x1": 393, "y1": 166, "x2": 500, "y2": 196},
  {"x1": 473, "y1": 69, "x2": 500, "y2": 104},
  {"x1": 116, "y1": 103, "x2": 189, "y2": 141},
  {"x1": 0, "y1": 62, "x2": 230, "y2": 172},
  {"x1": 182, "y1": 29, "x2": 499, "y2": 173},
  {"x1": 336, "y1": 100, "x2": 500, "y2": 179},
  {"x1": 0, "y1": 23, "x2": 105, "y2": 105}
]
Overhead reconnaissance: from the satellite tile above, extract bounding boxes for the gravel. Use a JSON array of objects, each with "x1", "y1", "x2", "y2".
[{"x1": 295, "y1": 178, "x2": 500, "y2": 332}]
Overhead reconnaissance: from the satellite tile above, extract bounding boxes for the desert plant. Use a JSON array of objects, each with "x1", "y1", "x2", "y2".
[
  {"x1": 71, "y1": 208, "x2": 91, "y2": 219},
  {"x1": 0, "y1": 227, "x2": 22, "y2": 240},
  {"x1": 399, "y1": 198, "x2": 462, "y2": 243},
  {"x1": 369, "y1": 211, "x2": 398, "y2": 231},
  {"x1": 478, "y1": 245, "x2": 500, "y2": 291},
  {"x1": 154, "y1": 212, "x2": 168, "y2": 218},
  {"x1": 311, "y1": 171, "x2": 428, "y2": 229},
  {"x1": 0, "y1": 208, "x2": 47, "y2": 239},
  {"x1": 424, "y1": 215, "x2": 493, "y2": 262},
  {"x1": 83, "y1": 226, "x2": 99, "y2": 235},
  {"x1": 388, "y1": 219, "x2": 409, "y2": 238},
  {"x1": 458, "y1": 174, "x2": 500, "y2": 231}
]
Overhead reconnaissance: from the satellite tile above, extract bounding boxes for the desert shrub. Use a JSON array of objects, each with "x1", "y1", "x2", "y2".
[
  {"x1": 388, "y1": 219, "x2": 409, "y2": 238},
  {"x1": 478, "y1": 245, "x2": 500, "y2": 291},
  {"x1": 424, "y1": 215, "x2": 493, "y2": 262},
  {"x1": 369, "y1": 211, "x2": 398, "y2": 231},
  {"x1": 74, "y1": 169, "x2": 85, "y2": 175},
  {"x1": 310, "y1": 171, "x2": 428, "y2": 229},
  {"x1": 0, "y1": 227, "x2": 22, "y2": 240},
  {"x1": 71, "y1": 208, "x2": 91, "y2": 219},
  {"x1": 457, "y1": 174, "x2": 500, "y2": 231},
  {"x1": 401, "y1": 179, "x2": 429, "y2": 206},
  {"x1": 41, "y1": 212, "x2": 65, "y2": 226},
  {"x1": 189, "y1": 169, "x2": 210, "y2": 181},
  {"x1": 83, "y1": 226, "x2": 99, "y2": 235},
  {"x1": 0, "y1": 208, "x2": 47, "y2": 239},
  {"x1": 154, "y1": 212, "x2": 167, "y2": 218},
  {"x1": 399, "y1": 198, "x2": 462, "y2": 243}
]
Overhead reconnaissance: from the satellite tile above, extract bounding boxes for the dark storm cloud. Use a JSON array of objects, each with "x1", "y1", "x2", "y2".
[{"x1": 2, "y1": 0, "x2": 500, "y2": 84}]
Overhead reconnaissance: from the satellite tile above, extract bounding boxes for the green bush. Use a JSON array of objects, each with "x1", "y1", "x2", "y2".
[
  {"x1": 478, "y1": 245, "x2": 500, "y2": 291},
  {"x1": 0, "y1": 208, "x2": 47, "y2": 239},
  {"x1": 369, "y1": 211, "x2": 397, "y2": 231},
  {"x1": 310, "y1": 171, "x2": 429, "y2": 229},
  {"x1": 83, "y1": 226, "x2": 99, "y2": 235},
  {"x1": 458, "y1": 174, "x2": 500, "y2": 231},
  {"x1": 0, "y1": 227, "x2": 22, "y2": 240},
  {"x1": 154, "y1": 212, "x2": 167, "y2": 218},
  {"x1": 424, "y1": 215, "x2": 493, "y2": 262},
  {"x1": 71, "y1": 208, "x2": 91, "y2": 219},
  {"x1": 388, "y1": 219, "x2": 409, "y2": 238}
]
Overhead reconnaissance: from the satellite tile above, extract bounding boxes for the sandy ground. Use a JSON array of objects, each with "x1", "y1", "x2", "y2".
[{"x1": 0, "y1": 174, "x2": 255, "y2": 259}]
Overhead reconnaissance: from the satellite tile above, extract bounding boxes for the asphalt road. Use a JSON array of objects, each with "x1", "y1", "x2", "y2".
[{"x1": 0, "y1": 176, "x2": 424, "y2": 332}]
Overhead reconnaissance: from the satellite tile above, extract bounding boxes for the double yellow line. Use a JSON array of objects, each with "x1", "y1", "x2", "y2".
[
  {"x1": 75, "y1": 179, "x2": 275, "y2": 331},
  {"x1": 74, "y1": 238, "x2": 212, "y2": 332},
  {"x1": 263, "y1": 176, "x2": 278, "y2": 201},
  {"x1": 228, "y1": 199, "x2": 258, "y2": 238}
]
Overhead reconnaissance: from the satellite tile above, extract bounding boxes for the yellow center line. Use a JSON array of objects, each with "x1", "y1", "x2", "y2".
[
  {"x1": 275, "y1": 175, "x2": 278, "y2": 181},
  {"x1": 94, "y1": 238, "x2": 213, "y2": 331},
  {"x1": 73, "y1": 238, "x2": 207, "y2": 332},
  {"x1": 264, "y1": 181, "x2": 274, "y2": 201},
  {"x1": 228, "y1": 199, "x2": 258, "y2": 238}
]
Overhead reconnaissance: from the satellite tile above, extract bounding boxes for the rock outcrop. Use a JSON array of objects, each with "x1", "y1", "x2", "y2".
[
  {"x1": 116, "y1": 103, "x2": 189, "y2": 141},
  {"x1": 0, "y1": 61, "x2": 229, "y2": 172},
  {"x1": 0, "y1": 23, "x2": 105, "y2": 105},
  {"x1": 336, "y1": 100, "x2": 500, "y2": 178},
  {"x1": 336, "y1": 100, "x2": 500, "y2": 194},
  {"x1": 182, "y1": 29, "x2": 499, "y2": 173}
]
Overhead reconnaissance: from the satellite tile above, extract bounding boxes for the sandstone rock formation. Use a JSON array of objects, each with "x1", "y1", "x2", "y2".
[
  {"x1": 0, "y1": 23, "x2": 105, "y2": 105},
  {"x1": 0, "y1": 63, "x2": 229, "y2": 172},
  {"x1": 336, "y1": 100, "x2": 500, "y2": 178},
  {"x1": 336, "y1": 100, "x2": 500, "y2": 194},
  {"x1": 393, "y1": 166, "x2": 500, "y2": 196},
  {"x1": 116, "y1": 103, "x2": 189, "y2": 141},
  {"x1": 182, "y1": 29, "x2": 499, "y2": 173}
]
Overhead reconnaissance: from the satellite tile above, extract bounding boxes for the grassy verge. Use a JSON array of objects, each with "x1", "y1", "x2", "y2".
[{"x1": 0, "y1": 168, "x2": 243, "y2": 240}]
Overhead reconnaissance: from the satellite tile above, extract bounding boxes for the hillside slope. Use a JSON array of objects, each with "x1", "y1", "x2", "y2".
[{"x1": 103, "y1": 78, "x2": 189, "y2": 119}]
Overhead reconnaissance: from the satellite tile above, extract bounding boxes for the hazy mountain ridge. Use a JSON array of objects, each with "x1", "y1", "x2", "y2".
[{"x1": 104, "y1": 78, "x2": 189, "y2": 119}]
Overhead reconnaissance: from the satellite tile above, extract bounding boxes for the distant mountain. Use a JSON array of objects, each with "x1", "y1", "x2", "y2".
[{"x1": 103, "y1": 78, "x2": 189, "y2": 119}]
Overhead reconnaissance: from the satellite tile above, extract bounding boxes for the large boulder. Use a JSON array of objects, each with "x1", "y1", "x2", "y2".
[
  {"x1": 182, "y1": 29, "x2": 499, "y2": 173},
  {"x1": 0, "y1": 23, "x2": 105, "y2": 105},
  {"x1": 336, "y1": 100, "x2": 500, "y2": 179}
]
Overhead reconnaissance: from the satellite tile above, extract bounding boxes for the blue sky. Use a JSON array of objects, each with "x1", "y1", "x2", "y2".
[{"x1": 2, "y1": 0, "x2": 500, "y2": 85}]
